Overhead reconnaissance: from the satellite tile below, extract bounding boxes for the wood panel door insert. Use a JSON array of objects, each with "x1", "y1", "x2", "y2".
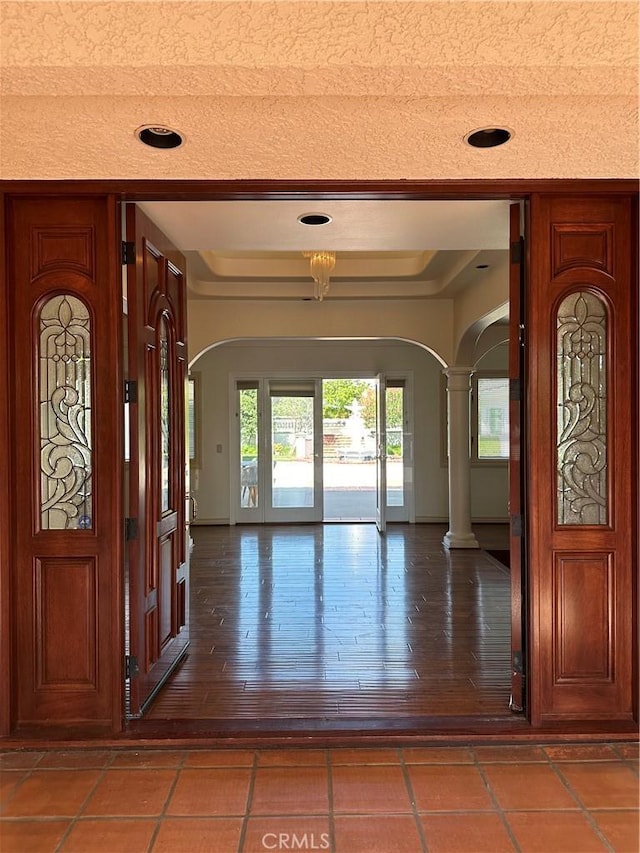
[
  {"x1": 8, "y1": 196, "x2": 122, "y2": 731},
  {"x1": 126, "y1": 205, "x2": 189, "y2": 717},
  {"x1": 528, "y1": 195, "x2": 635, "y2": 724}
]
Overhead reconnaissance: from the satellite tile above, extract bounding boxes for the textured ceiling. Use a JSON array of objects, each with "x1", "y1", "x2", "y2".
[
  {"x1": 1, "y1": 1, "x2": 638, "y2": 180},
  {"x1": 137, "y1": 199, "x2": 509, "y2": 299}
]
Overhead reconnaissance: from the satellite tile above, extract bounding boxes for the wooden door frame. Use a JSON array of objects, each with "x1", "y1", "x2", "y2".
[{"x1": 1, "y1": 179, "x2": 637, "y2": 739}]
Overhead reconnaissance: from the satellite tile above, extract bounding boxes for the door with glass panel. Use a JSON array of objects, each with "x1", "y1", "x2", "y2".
[
  {"x1": 266, "y1": 380, "x2": 323, "y2": 522},
  {"x1": 384, "y1": 378, "x2": 411, "y2": 522},
  {"x1": 235, "y1": 379, "x2": 323, "y2": 523}
]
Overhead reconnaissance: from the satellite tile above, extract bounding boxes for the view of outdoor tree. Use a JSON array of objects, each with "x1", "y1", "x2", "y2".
[
  {"x1": 321, "y1": 379, "x2": 369, "y2": 419},
  {"x1": 360, "y1": 385, "x2": 404, "y2": 430},
  {"x1": 271, "y1": 395, "x2": 314, "y2": 435},
  {"x1": 239, "y1": 388, "x2": 258, "y2": 457}
]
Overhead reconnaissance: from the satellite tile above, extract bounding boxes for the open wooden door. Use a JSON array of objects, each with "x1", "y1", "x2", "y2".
[
  {"x1": 126, "y1": 205, "x2": 189, "y2": 717},
  {"x1": 375, "y1": 374, "x2": 387, "y2": 534},
  {"x1": 508, "y1": 202, "x2": 526, "y2": 713}
]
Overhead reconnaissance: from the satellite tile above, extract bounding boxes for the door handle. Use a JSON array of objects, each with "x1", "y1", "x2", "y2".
[{"x1": 187, "y1": 494, "x2": 198, "y2": 521}]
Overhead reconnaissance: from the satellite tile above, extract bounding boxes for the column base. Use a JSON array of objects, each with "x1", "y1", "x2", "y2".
[{"x1": 443, "y1": 531, "x2": 480, "y2": 550}]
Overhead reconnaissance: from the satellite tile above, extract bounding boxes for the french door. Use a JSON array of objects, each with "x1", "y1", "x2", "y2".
[
  {"x1": 234, "y1": 374, "x2": 409, "y2": 526},
  {"x1": 235, "y1": 378, "x2": 323, "y2": 523},
  {"x1": 266, "y1": 380, "x2": 323, "y2": 522}
]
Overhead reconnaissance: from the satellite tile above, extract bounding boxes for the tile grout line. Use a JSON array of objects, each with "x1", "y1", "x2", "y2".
[
  {"x1": 146, "y1": 750, "x2": 187, "y2": 852},
  {"x1": 325, "y1": 748, "x2": 336, "y2": 853},
  {"x1": 237, "y1": 750, "x2": 259, "y2": 853},
  {"x1": 398, "y1": 746, "x2": 429, "y2": 853},
  {"x1": 472, "y1": 749, "x2": 522, "y2": 853},
  {"x1": 0, "y1": 754, "x2": 42, "y2": 817},
  {"x1": 546, "y1": 753, "x2": 617, "y2": 853},
  {"x1": 612, "y1": 742, "x2": 640, "y2": 778},
  {"x1": 52, "y1": 752, "x2": 116, "y2": 853}
]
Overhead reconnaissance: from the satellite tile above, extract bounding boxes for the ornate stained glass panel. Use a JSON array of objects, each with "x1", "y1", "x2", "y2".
[
  {"x1": 39, "y1": 295, "x2": 92, "y2": 530},
  {"x1": 556, "y1": 291, "x2": 607, "y2": 525},
  {"x1": 160, "y1": 317, "x2": 171, "y2": 513}
]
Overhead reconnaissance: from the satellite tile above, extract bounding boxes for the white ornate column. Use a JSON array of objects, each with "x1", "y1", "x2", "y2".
[{"x1": 443, "y1": 367, "x2": 479, "y2": 549}]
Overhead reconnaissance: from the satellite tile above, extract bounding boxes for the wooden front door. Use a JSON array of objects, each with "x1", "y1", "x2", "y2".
[
  {"x1": 528, "y1": 195, "x2": 635, "y2": 724},
  {"x1": 126, "y1": 205, "x2": 189, "y2": 717},
  {"x1": 7, "y1": 196, "x2": 122, "y2": 731}
]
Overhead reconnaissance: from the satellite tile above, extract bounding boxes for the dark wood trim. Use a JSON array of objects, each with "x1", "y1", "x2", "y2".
[
  {"x1": 0, "y1": 181, "x2": 636, "y2": 743},
  {"x1": 634, "y1": 193, "x2": 640, "y2": 725},
  {"x1": 106, "y1": 194, "x2": 125, "y2": 733},
  {"x1": 0, "y1": 179, "x2": 638, "y2": 201},
  {"x1": 0, "y1": 192, "x2": 11, "y2": 736}
]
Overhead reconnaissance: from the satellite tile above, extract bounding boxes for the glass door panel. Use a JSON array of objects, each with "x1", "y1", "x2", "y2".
[
  {"x1": 239, "y1": 384, "x2": 259, "y2": 509},
  {"x1": 270, "y1": 393, "x2": 314, "y2": 508},
  {"x1": 375, "y1": 373, "x2": 387, "y2": 534},
  {"x1": 385, "y1": 381, "x2": 404, "y2": 509},
  {"x1": 266, "y1": 380, "x2": 322, "y2": 522},
  {"x1": 322, "y1": 378, "x2": 376, "y2": 521},
  {"x1": 236, "y1": 380, "x2": 261, "y2": 521}
]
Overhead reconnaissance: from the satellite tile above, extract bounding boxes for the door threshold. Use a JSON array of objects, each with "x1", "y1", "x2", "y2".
[
  {"x1": 122, "y1": 715, "x2": 638, "y2": 745},
  {"x1": 2, "y1": 717, "x2": 638, "y2": 750}
]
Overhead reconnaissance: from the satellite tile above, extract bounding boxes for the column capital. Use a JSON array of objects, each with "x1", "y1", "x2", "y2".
[
  {"x1": 443, "y1": 366, "x2": 475, "y2": 377},
  {"x1": 443, "y1": 366, "x2": 474, "y2": 391}
]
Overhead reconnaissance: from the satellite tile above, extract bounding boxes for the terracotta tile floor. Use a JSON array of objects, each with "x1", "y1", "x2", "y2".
[{"x1": 1, "y1": 743, "x2": 638, "y2": 852}]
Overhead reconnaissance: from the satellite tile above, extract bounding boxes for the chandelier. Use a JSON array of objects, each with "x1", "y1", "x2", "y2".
[{"x1": 303, "y1": 251, "x2": 336, "y2": 301}]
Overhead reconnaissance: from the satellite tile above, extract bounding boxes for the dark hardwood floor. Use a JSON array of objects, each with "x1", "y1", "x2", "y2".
[{"x1": 145, "y1": 523, "x2": 513, "y2": 723}]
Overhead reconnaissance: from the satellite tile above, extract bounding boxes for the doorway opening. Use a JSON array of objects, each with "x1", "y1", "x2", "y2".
[
  {"x1": 322, "y1": 378, "x2": 407, "y2": 522},
  {"x1": 123, "y1": 198, "x2": 521, "y2": 730}
]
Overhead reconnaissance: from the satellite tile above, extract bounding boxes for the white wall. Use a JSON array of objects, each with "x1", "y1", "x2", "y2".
[
  {"x1": 188, "y1": 298, "x2": 453, "y2": 366},
  {"x1": 191, "y1": 338, "x2": 509, "y2": 525}
]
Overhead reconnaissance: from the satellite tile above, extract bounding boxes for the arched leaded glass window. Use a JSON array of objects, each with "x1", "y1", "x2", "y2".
[
  {"x1": 39, "y1": 294, "x2": 92, "y2": 530},
  {"x1": 159, "y1": 314, "x2": 171, "y2": 513},
  {"x1": 556, "y1": 291, "x2": 608, "y2": 525}
]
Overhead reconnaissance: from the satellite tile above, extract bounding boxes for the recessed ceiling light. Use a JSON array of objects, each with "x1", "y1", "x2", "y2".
[
  {"x1": 136, "y1": 125, "x2": 183, "y2": 149},
  {"x1": 298, "y1": 213, "x2": 332, "y2": 226},
  {"x1": 465, "y1": 127, "x2": 512, "y2": 149},
  {"x1": 475, "y1": 264, "x2": 490, "y2": 269}
]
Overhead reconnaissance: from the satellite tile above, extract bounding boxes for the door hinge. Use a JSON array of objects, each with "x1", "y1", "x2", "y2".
[
  {"x1": 124, "y1": 517, "x2": 138, "y2": 541},
  {"x1": 511, "y1": 513, "x2": 523, "y2": 538},
  {"x1": 511, "y1": 237, "x2": 524, "y2": 264},
  {"x1": 518, "y1": 322, "x2": 525, "y2": 348},
  {"x1": 121, "y1": 240, "x2": 135, "y2": 265},
  {"x1": 125, "y1": 655, "x2": 139, "y2": 679},
  {"x1": 124, "y1": 379, "x2": 137, "y2": 404},
  {"x1": 512, "y1": 649, "x2": 524, "y2": 675},
  {"x1": 509, "y1": 377, "x2": 522, "y2": 402}
]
